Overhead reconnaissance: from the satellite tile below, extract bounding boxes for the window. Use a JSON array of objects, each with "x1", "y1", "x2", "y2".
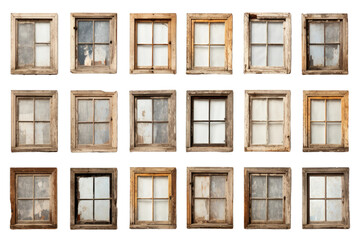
[
  {"x1": 130, "y1": 13, "x2": 176, "y2": 74},
  {"x1": 130, "y1": 167, "x2": 176, "y2": 229},
  {"x1": 244, "y1": 13, "x2": 291, "y2": 74},
  {"x1": 302, "y1": 168, "x2": 349, "y2": 229},
  {"x1": 129, "y1": 90, "x2": 176, "y2": 152},
  {"x1": 70, "y1": 13, "x2": 117, "y2": 73},
  {"x1": 244, "y1": 90, "x2": 290, "y2": 152},
  {"x1": 70, "y1": 168, "x2": 117, "y2": 229},
  {"x1": 11, "y1": 13, "x2": 58, "y2": 75},
  {"x1": 186, "y1": 90, "x2": 233, "y2": 152},
  {"x1": 187, "y1": 167, "x2": 233, "y2": 228},
  {"x1": 71, "y1": 91, "x2": 117, "y2": 152},
  {"x1": 11, "y1": 90, "x2": 58, "y2": 152},
  {"x1": 10, "y1": 168, "x2": 57, "y2": 229},
  {"x1": 244, "y1": 168, "x2": 291, "y2": 229},
  {"x1": 186, "y1": 13, "x2": 232, "y2": 74},
  {"x1": 303, "y1": 91, "x2": 348, "y2": 152},
  {"x1": 302, "y1": 14, "x2": 348, "y2": 74}
]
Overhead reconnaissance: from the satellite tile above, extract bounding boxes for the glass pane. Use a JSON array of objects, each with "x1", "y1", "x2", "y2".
[
  {"x1": 325, "y1": 23, "x2": 340, "y2": 43},
  {"x1": 210, "y1": 99, "x2": 226, "y2": 120},
  {"x1": 268, "y1": 22, "x2": 283, "y2": 44},
  {"x1": 327, "y1": 176, "x2": 342, "y2": 198},
  {"x1": 154, "y1": 200, "x2": 168, "y2": 221},
  {"x1": 78, "y1": 124, "x2": 93, "y2": 144},
  {"x1": 210, "y1": 199, "x2": 225, "y2": 221},
  {"x1": 95, "y1": 100, "x2": 110, "y2": 122},
  {"x1": 269, "y1": 123, "x2": 283, "y2": 145},
  {"x1": 310, "y1": 176, "x2": 325, "y2": 198},
  {"x1": 269, "y1": 99, "x2": 283, "y2": 121},
  {"x1": 95, "y1": 176, "x2": 110, "y2": 198},
  {"x1": 137, "y1": 176, "x2": 152, "y2": 198},
  {"x1": 79, "y1": 177, "x2": 93, "y2": 199},
  {"x1": 95, "y1": 21, "x2": 110, "y2": 43},
  {"x1": 78, "y1": 21, "x2": 93, "y2": 43},
  {"x1": 34, "y1": 176, "x2": 50, "y2": 198},
  {"x1": 210, "y1": 176, "x2": 226, "y2": 198},
  {"x1": 35, "y1": 45, "x2": 50, "y2": 67},
  {"x1": 154, "y1": 23, "x2": 168, "y2": 44},
  {"x1": 137, "y1": 99, "x2": 152, "y2": 121},
  {"x1": 210, "y1": 46, "x2": 225, "y2": 67},
  {"x1": 154, "y1": 99, "x2": 168, "y2": 121},
  {"x1": 194, "y1": 176, "x2": 210, "y2": 198},
  {"x1": 251, "y1": 123, "x2": 266, "y2": 145},
  {"x1": 35, "y1": 99, "x2": 50, "y2": 121},
  {"x1": 138, "y1": 199, "x2": 152, "y2": 221},
  {"x1": 137, "y1": 45, "x2": 152, "y2": 66},
  {"x1": 327, "y1": 200, "x2": 342, "y2": 221},
  {"x1": 18, "y1": 46, "x2": 34, "y2": 66},
  {"x1": 95, "y1": 200, "x2": 110, "y2": 221},
  {"x1": 327, "y1": 123, "x2": 341, "y2": 144},
  {"x1": 310, "y1": 200, "x2": 325, "y2": 221},
  {"x1": 34, "y1": 200, "x2": 50, "y2": 220},
  {"x1": 35, "y1": 122, "x2": 50, "y2": 144},
  {"x1": 154, "y1": 123, "x2": 168, "y2": 144},
  {"x1": 137, "y1": 123, "x2": 152, "y2": 144},
  {"x1": 311, "y1": 100, "x2": 325, "y2": 121},
  {"x1": 194, "y1": 46, "x2": 209, "y2": 67},
  {"x1": 193, "y1": 99, "x2": 209, "y2": 120},
  {"x1": 78, "y1": 200, "x2": 93, "y2": 221},
  {"x1": 18, "y1": 23, "x2": 34, "y2": 46},
  {"x1": 194, "y1": 199, "x2": 209, "y2": 222},
  {"x1": 193, "y1": 122, "x2": 209, "y2": 144},
  {"x1": 154, "y1": 176, "x2": 168, "y2": 198},
  {"x1": 95, "y1": 123, "x2": 109, "y2": 144},
  {"x1": 78, "y1": 45, "x2": 93, "y2": 66},
  {"x1": 325, "y1": 45, "x2": 339, "y2": 67},
  {"x1": 327, "y1": 100, "x2": 341, "y2": 121},
  {"x1": 94, "y1": 45, "x2": 109, "y2": 66},
  {"x1": 268, "y1": 176, "x2": 283, "y2": 198},
  {"x1": 309, "y1": 23, "x2": 324, "y2": 43},
  {"x1": 137, "y1": 22, "x2": 152, "y2": 44},
  {"x1": 268, "y1": 200, "x2": 283, "y2": 221},
  {"x1": 251, "y1": 200, "x2": 266, "y2": 220},
  {"x1": 17, "y1": 200, "x2": 33, "y2": 221},
  {"x1": 311, "y1": 123, "x2": 325, "y2": 144},
  {"x1": 309, "y1": 45, "x2": 324, "y2": 67},
  {"x1": 78, "y1": 100, "x2": 93, "y2": 122},
  {"x1": 251, "y1": 45, "x2": 266, "y2": 66},
  {"x1": 251, "y1": 22, "x2": 266, "y2": 43},
  {"x1": 19, "y1": 99, "x2": 34, "y2": 121},
  {"x1": 268, "y1": 45, "x2": 283, "y2": 67},
  {"x1": 153, "y1": 45, "x2": 168, "y2": 66},
  {"x1": 210, "y1": 23, "x2": 225, "y2": 44},
  {"x1": 19, "y1": 122, "x2": 34, "y2": 145},
  {"x1": 210, "y1": 122, "x2": 225, "y2": 144},
  {"x1": 17, "y1": 176, "x2": 33, "y2": 198},
  {"x1": 194, "y1": 23, "x2": 209, "y2": 44},
  {"x1": 35, "y1": 22, "x2": 50, "y2": 42},
  {"x1": 251, "y1": 99, "x2": 267, "y2": 121},
  {"x1": 251, "y1": 176, "x2": 266, "y2": 198}
]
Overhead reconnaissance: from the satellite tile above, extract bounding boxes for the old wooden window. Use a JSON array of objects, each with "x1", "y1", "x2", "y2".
[
  {"x1": 130, "y1": 90, "x2": 176, "y2": 152},
  {"x1": 187, "y1": 167, "x2": 233, "y2": 228},
  {"x1": 11, "y1": 90, "x2": 58, "y2": 152},
  {"x1": 71, "y1": 91, "x2": 117, "y2": 152},
  {"x1": 70, "y1": 168, "x2": 117, "y2": 229},
  {"x1": 130, "y1": 167, "x2": 176, "y2": 229},
  {"x1": 186, "y1": 90, "x2": 233, "y2": 152},
  {"x1": 244, "y1": 168, "x2": 291, "y2": 229},
  {"x1": 11, "y1": 13, "x2": 58, "y2": 75},
  {"x1": 70, "y1": 13, "x2": 117, "y2": 73},
  {"x1": 10, "y1": 168, "x2": 57, "y2": 229},
  {"x1": 302, "y1": 168, "x2": 349, "y2": 229},
  {"x1": 244, "y1": 90, "x2": 290, "y2": 152},
  {"x1": 302, "y1": 14, "x2": 348, "y2": 74},
  {"x1": 303, "y1": 91, "x2": 348, "y2": 152},
  {"x1": 186, "y1": 14, "x2": 232, "y2": 74},
  {"x1": 244, "y1": 13, "x2": 291, "y2": 74},
  {"x1": 130, "y1": 13, "x2": 176, "y2": 74}
]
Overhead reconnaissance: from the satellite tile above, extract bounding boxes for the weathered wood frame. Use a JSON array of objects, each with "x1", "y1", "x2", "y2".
[
  {"x1": 129, "y1": 90, "x2": 176, "y2": 152},
  {"x1": 244, "y1": 168, "x2": 291, "y2": 229},
  {"x1": 10, "y1": 168, "x2": 57, "y2": 229},
  {"x1": 303, "y1": 90, "x2": 348, "y2": 152},
  {"x1": 130, "y1": 167, "x2": 176, "y2": 229},
  {"x1": 130, "y1": 13, "x2": 176, "y2": 74},
  {"x1": 11, "y1": 90, "x2": 58, "y2": 152},
  {"x1": 70, "y1": 13, "x2": 117, "y2": 74},
  {"x1": 71, "y1": 90, "x2": 118, "y2": 152},
  {"x1": 244, "y1": 13, "x2": 291, "y2": 74},
  {"x1": 302, "y1": 14, "x2": 348, "y2": 75},
  {"x1": 186, "y1": 90, "x2": 233, "y2": 152},
  {"x1": 187, "y1": 167, "x2": 233, "y2": 228},
  {"x1": 70, "y1": 168, "x2": 117, "y2": 230},
  {"x1": 186, "y1": 13, "x2": 233, "y2": 74},
  {"x1": 244, "y1": 90, "x2": 291, "y2": 152},
  {"x1": 302, "y1": 168, "x2": 349, "y2": 229},
  {"x1": 11, "y1": 13, "x2": 58, "y2": 75}
]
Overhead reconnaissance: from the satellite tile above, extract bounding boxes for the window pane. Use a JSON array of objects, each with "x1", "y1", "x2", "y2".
[
  {"x1": 35, "y1": 45, "x2": 50, "y2": 67},
  {"x1": 19, "y1": 99, "x2": 34, "y2": 121},
  {"x1": 95, "y1": 123, "x2": 110, "y2": 144},
  {"x1": 269, "y1": 99, "x2": 283, "y2": 121},
  {"x1": 78, "y1": 100, "x2": 93, "y2": 122},
  {"x1": 325, "y1": 23, "x2": 340, "y2": 43},
  {"x1": 137, "y1": 22, "x2": 152, "y2": 44},
  {"x1": 95, "y1": 100, "x2": 110, "y2": 122},
  {"x1": 193, "y1": 122, "x2": 209, "y2": 144},
  {"x1": 35, "y1": 22, "x2": 50, "y2": 42},
  {"x1": 95, "y1": 200, "x2": 110, "y2": 221},
  {"x1": 251, "y1": 99, "x2": 267, "y2": 121},
  {"x1": 154, "y1": 23, "x2": 168, "y2": 44},
  {"x1": 325, "y1": 45, "x2": 339, "y2": 67},
  {"x1": 79, "y1": 177, "x2": 93, "y2": 199},
  {"x1": 268, "y1": 123, "x2": 283, "y2": 145},
  {"x1": 268, "y1": 45, "x2": 283, "y2": 67},
  {"x1": 94, "y1": 45, "x2": 109, "y2": 66},
  {"x1": 251, "y1": 200, "x2": 266, "y2": 220},
  {"x1": 268, "y1": 176, "x2": 283, "y2": 198},
  {"x1": 137, "y1": 99, "x2": 152, "y2": 121},
  {"x1": 18, "y1": 23, "x2": 34, "y2": 66},
  {"x1": 210, "y1": 122, "x2": 225, "y2": 144},
  {"x1": 35, "y1": 99, "x2": 50, "y2": 121},
  {"x1": 78, "y1": 45, "x2": 93, "y2": 66},
  {"x1": 327, "y1": 176, "x2": 342, "y2": 198},
  {"x1": 210, "y1": 99, "x2": 226, "y2": 120},
  {"x1": 251, "y1": 22, "x2": 266, "y2": 43},
  {"x1": 154, "y1": 200, "x2": 168, "y2": 221},
  {"x1": 311, "y1": 123, "x2": 325, "y2": 144},
  {"x1": 194, "y1": 176, "x2": 210, "y2": 198},
  {"x1": 19, "y1": 122, "x2": 34, "y2": 145},
  {"x1": 327, "y1": 200, "x2": 342, "y2": 221},
  {"x1": 95, "y1": 21, "x2": 110, "y2": 43},
  {"x1": 137, "y1": 176, "x2": 152, "y2": 198},
  {"x1": 210, "y1": 199, "x2": 225, "y2": 221},
  {"x1": 78, "y1": 124, "x2": 93, "y2": 144},
  {"x1": 78, "y1": 21, "x2": 93, "y2": 43},
  {"x1": 194, "y1": 23, "x2": 209, "y2": 44},
  {"x1": 137, "y1": 123, "x2": 152, "y2": 144},
  {"x1": 35, "y1": 122, "x2": 50, "y2": 144},
  {"x1": 310, "y1": 176, "x2": 325, "y2": 198},
  {"x1": 327, "y1": 100, "x2": 341, "y2": 121},
  {"x1": 17, "y1": 200, "x2": 33, "y2": 221},
  {"x1": 154, "y1": 176, "x2": 168, "y2": 198},
  {"x1": 193, "y1": 99, "x2": 209, "y2": 120},
  {"x1": 210, "y1": 23, "x2": 225, "y2": 44},
  {"x1": 251, "y1": 123, "x2": 266, "y2": 145},
  {"x1": 327, "y1": 123, "x2": 341, "y2": 144},
  {"x1": 137, "y1": 45, "x2": 152, "y2": 66},
  {"x1": 153, "y1": 45, "x2": 168, "y2": 66},
  {"x1": 78, "y1": 200, "x2": 93, "y2": 221},
  {"x1": 268, "y1": 200, "x2": 283, "y2": 221},
  {"x1": 210, "y1": 46, "x2": 225, "y2": 67},
  {"x1": 18, "y1": 46, "x2": 34, "y2": 66},
  {"x1": 251, "y1": 176, "x2": 266, "y2": 198},
  {"x1": 310, "y1": 200, "x2": 325, "y2": 221},
  {"x1": 309, "y1": 45, "x2": 324, "y2": 67},
  {"x1": 194, "y1": 199, "x2": 209, "y2": 222},
  {"x1": 138, "y1": 199, "x2": 152, "y2": 221},
  {"x1": 95, "y1": 176, "x2": 110, "y2": 198},
  {"x1": 210, "y1": 176, "x2": 226, "y2": 198},
  {"x1": 268, "y1": 22, "x2": 283, "y2": 44},
  {"x1": 251, "y1": 45, "x2": 266, "y2": 66},
  {"x1": 194, "y1": 46, "x2": 209, "y2": 67},
  {"x1": 35, "y1": 176, "x2": 50, "y2": 198},
  {"x1": 17, "y1": 176, "x2": 33, "y2": 198},
  {"x1": 154, "y1": 99, "x2": 168, "y2": 121},
  {"x1": 311, "y1": 100, "x2": 325, "y2": 121},
  {"x1": 34, "y1": 200, "x2": 50, "y2": 221},
  {"x1": 154, "y1": 123, "x2": 168, "y2": 144},
  {"x1": 309, "y1": 23, "x2": 324, "y2": 43}
]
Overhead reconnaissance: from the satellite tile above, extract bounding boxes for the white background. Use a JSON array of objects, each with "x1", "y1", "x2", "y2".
[{"x1": 1, "y1": 0, "x2": 358, "y2": 239}]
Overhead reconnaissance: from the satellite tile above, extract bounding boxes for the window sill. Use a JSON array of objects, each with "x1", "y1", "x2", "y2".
[
  {"x1": 11, "y1": 223, "x2": 57, "y2": 229},
  {"x1": 303, "y1": 147, "x2": 348, "y2": 152},
  {"x1": 130, "y1": 224, "x2": 176, "y2": 229},
  {"x1": 186, "y1": 146, "x2": 233, "y2": 152},
  {"x1": 70, "y1": 224, "x2": 117, "y2": 230},
  {"x1": 11, "y1": 68, "x2": 58, "y2": 75},
  {"x1": 130, "y1": 146, "x2": 176, "y2": 152},
  {"x1": 187, "y1": 223, "x2": 233, "y2": 229},
  {"x1": 12, "y1": 146, "x2": 58, "y2": 152},
  {"x1": 245, "y1": 223, "x2": 290, "y2": 229},
  {"x1": 303, "y1": 223, "x2": 349, "y2": 229}
]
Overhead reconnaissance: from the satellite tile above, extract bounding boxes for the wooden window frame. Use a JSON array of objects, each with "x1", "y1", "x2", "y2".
[
  {"x1": 303, "y1": 90, "x2": 348, "y2": 152},
  {"x1": 244, "y1": 90, "x2": 291, "y2": 152},
  {"x1": 244, "y1": 168, "x2": 291, "y2": 229},
  {"x1": 129, "y1": 90, "x2": 176, "y2": 152},
  {"x1": 186, "y1": 90, "x2": 233, "y2": 152},
  {"x1": 130, "y1": 13, "x2": 176, "y2": 74},
  {"x1": 244, "y1": 13, "x2": 291, "y2": 74},
  {"x1": 70, "y1": 13, "x2": 117, "y2": 74},
  {"x1": 70, "y1": 168, "x2": 117, "y2": 230},
  {"x1": 186, "y1": 13, "x2": 233, "y2": 74},
  {"x1": 302, "y1": 14, "x2": 348, "y2": 75},
  {"x1": 71, "y1": 90, "x2": 117, "y2": 152},
  {"x1": 10, "y1": 168, "x2": 57, "y2": 229},
  {"x1": 11, "y1": 90, "x2": 58, "y2": 152},
  {"x1": 11, "y1": 13, "x2": 58, "y2": 75},
  {"x1": 130, "y1": 167, "x2": 176, "y2": 229},
  {"x1": 302, "y1": 168, "x2": 349, "y2": 229},
  {"x1": 187, "y1": 167, "x2": 233, "y2": 229}
]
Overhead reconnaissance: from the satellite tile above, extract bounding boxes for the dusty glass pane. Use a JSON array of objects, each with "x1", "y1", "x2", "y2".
[
  {"x1": 94, "y1": 45, "x2": 109, "y2": 66},
  {"x1": 154, "y1": 123, "x2": 168, "y2": 144},
  {"x1": 19, "y1": 122, "x2": 34, "y2": 145},
  {"x1": 19, "y1": 99, "x2": 34, "y2": 121},
  {"x1": 327, "y1": 176, "x2": 342, "y2": 198},
  {"x1": 210, "y1": 176, "x2": 226, "y2": 198},
  {"x1": 210, "y1": 199, "x2": 225, "y2": 221},
  {"x1": 195, "y1": 23, "x2": 209, "y2": 44},
  {"x1": 154, "y1": 200, "x2": 168, "y2": 221},
  {"x1": 95, "y1": 176, "x2": 110, "y2": 198},
  {"x1": 310, "y1": 176, "x2": 325, "y2": 198},
  {"x1": 137, "y1": 22, "x2": 152, "y2": 44},
  {"x1": 34, "y1": 200, "x2": 50, "y2": 220},
  {"x1": 154, "y1": 23, "x2": 168, "y2": 44},
  {"x1": 17, "y1": 200, "x2": 33, "y2": 220},
  {"x1": 194, "y1": 176, "x2": 210, "y2": 198},
  {"x1": 325, "y1": 23, "x2": 340, "y2": 43},
  {"x1": 327, "y1": 100, "x2": 341, "y2": 121},
  {"x1": 251, "y1": 22, "x2": 266, "y2": 43},
  {"x1": 17, "y1": 176, "x2": 33, "y2": 198},
  {"x1": 95, "y1": 21, "x2": 110, "y2": 43},
  {"x1": 95, "y1": 100, "x2": 110, "y2": 122},
  {"x1": 327, "y1": 123, "x2": 341, "y2": 144},
  {"x1": 269, "y1": 123, "x2": 283, "y2": 145},
  {"x1": 78, "y1": 124, "x2": 93, "y2": 145},
  {"x1": 194, "y1": 199, "x2": 209, "y2": 222},
  {"x1": 154, "y1": 99, "x2": 168, "y2": 121},
  {"x1": 35, "y1": 176, "x2": 50, "y2": 198},
  {"x1": 251, "y1": 200, "x2": 266, "y2": 220},
  {"x1": 269, "y1": 99, "x2": 283, "y2": 121},
  {"x1": 35, "y1": 22, "x2": 50, "y2": 43},
  {"x1": 194, "y1": 46, "x2": 209, "y2": 67},
  {"x1": 78, "y1": 21, "x2": 93, "y2": 43},
  {"x1": 210, "y1": 122, "x2": 225, "y2": 144},
  {"x1": 210, "y1": 46, "x2": 225, "y2": 67},
  {"x1": 154, "y1": 176, "x2": 168, "y2": 198},
  {"x1": 268, "y1": 200, "x2": 283, "y2": 221},
  {"x1": 95, "y1": 123, "x2": 110, "y2": 144},
  {"x1": 137, "y1": 45, "x2": 152, "y2": 66},
  {"x1": 18, "y1": 46, "x2": 34, "y2": 66},
  {"x1": 325, "y1": 45, "x2": 339, "y2": 67},
  {"x1": 309, "y1": 45, "x2": 324, "y2": 67},
  {"x1": 137, "y1": 99, "x2": 152, "y2": 121},
  {"x1": 311, "y1": 100, "x2": 325, "y2": 121},
  {"x1": 310, "y1": 200, "x2": 325, "y2": 221},
  {"x1": 311, "y1": 123, "x2": 325, "y2": 144},
  {"x1": 94, "y1": 200, "x2": 110, "y2": 221},
  {"x1": 35, "y1": 45, "x2": 50, "y2": 67},
  {"x1": 193, "y1": 99, "x2": 209, "y2": 120},
  {"x1": 210, "y1": 99, "x2": 226, "y2": 120},
  {"x1": 137, "y1": 123, "x2": 152, "y2": 144},
  {"x1": 251, "y1": 176, "x2": 266, "y2": 198},
  {"x1": 35, "y1": 122, "x2": 50, "y2": 144},
  {"x1": 327, "y1": 200, "x2": 342, "y2": 221},
  {"x1": 309, "y1": 23, "x2": 324, "y2": 43},
  {"x1": 268, "y1": 176, "x2": 283, "y2": 198},
  {"x1": 210, "y1": 23, "x2": 225, "y2": 44},
  {"x1": 153, "y1": 45, "x2": 168, "y2": 66},
  {"x1": 138, "y1": 199, "x2": 152, "y2": 221},
  {"x1": 78, "y1": 200, "x2": 93, "y2": 221},
  {"x1": 268, "y1": 22, "x2": 283, "y2": 44},
  {"x1": 78, "y1": 45, "x2": 93, "y2": 66},
  {"x1": 78, "y1": 100, "x2": 93, "y2": 122},
  {"x1": 251, "y1": 123, "x2": 266, "y2": 145},
  {"x1": 18, "y1": 23, "x2": 34, "y2": 46},
  {"x1": 251, "y1": 45, "x2": 266, "y2": 66},
  {"x1": 268, "y1": 45, "x2": 283, "y2": 67},
  {"x1": 35, "y1": 99, "x2": 50, "y2": 121},
  {"x1": 251, "y1": 99, "x2": 267, "y2": 121},
  {"x1": 79, "y1": 177, "x2": 93, "y2": 199},
  {"x1": 193, "y1": 122, "x2": 209, "y2": 144},
  {"x1": 137, "y1": 176, "x2": 152, "y2": 198}
]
